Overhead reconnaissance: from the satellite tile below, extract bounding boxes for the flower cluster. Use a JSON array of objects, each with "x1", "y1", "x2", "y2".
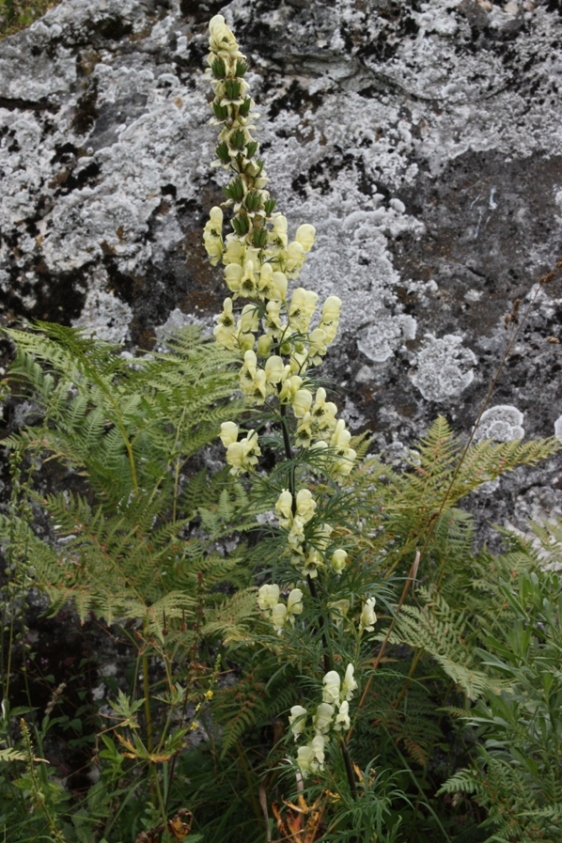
[
  {"x1": 204, "y1": 16, "x2": 366, "y2": 788},
  {"x1": 288, "y1": 664, "x2": 358, "y2": 777},
  {"x1": 219, "y1": 421, "x2": 261, "y2": 476},
  {"x1": 273, "y1": 488, "x2": 350, "y2": 579},
  {"x1": 205, "y1": 15, "x2": 356, "y2": 484},
  {"x1": 257, "y1": 584, "x2": 304, "y2": 634}
]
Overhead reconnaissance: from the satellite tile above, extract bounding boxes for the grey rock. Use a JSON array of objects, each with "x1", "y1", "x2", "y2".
[{"x1": 1, "y1": 0, "x2": 562, "y2": 533}]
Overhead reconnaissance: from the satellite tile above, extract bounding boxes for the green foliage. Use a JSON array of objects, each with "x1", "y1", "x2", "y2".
[
  {"x1": 2, "y1": 322, "x2": 252, "y2": 639},
  {"x1": 0, "y1": 0, "x2": 60, "y2": 38},
  {"x1": 440, "y1": 566, "x2": 562, "y2": 842}
]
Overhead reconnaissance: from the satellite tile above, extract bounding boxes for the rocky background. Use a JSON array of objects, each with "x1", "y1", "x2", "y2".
[{"x1": 1, "y1": 0, "x2": 562, "y2": 536}]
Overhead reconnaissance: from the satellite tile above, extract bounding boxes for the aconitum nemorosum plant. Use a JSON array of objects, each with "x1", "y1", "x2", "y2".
[{"x1": 203, "y1": 15, "x2": 377, "y2": 790}]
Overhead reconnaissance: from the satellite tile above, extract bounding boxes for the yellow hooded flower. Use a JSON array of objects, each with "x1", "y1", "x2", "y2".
[
  {"x1": 295, "y1": 223, "x2": 316, "y2": 253},
  {"x1": 203, "y1": 206, "x2": 224, "y2": 265}
]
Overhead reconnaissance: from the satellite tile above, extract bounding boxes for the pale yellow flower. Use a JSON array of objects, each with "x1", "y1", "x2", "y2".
[
  {"x1": 322, "y1": 670, "x2": 341, "y2": 706},
  {"x1": 301, "y1": 547, "x2": 323, "y2": 578},
  {"x1": 224, "y1": 262, "x2": 243, "y2": 295},
  {"x1": 239, "y1": 349, "x2": 266, "y2": 402},
  {"x1": 288, "y1": 288, "x2": 318, "y2": 334},
  {"x1": 203, "y1": 206, "x2": 224, "y2": 265},
  {"x1": 289, "y1": 705, "x2": 307, "y2": 739},
  {"x1": 264, "y1": 355, "x2": 284, "y2": 392},
  {"x1": 311, "y1": 387, "x2": 338, "y2": 434},
  {"x1": 271, "y1": 602, "x2": 288, "y2": 633},
  {"x1": 319, "y1": 295, "x2": 342, "y2": 344},
  {"x1": 292, "y1": 388, "x2": 313, "y2": 419},
  {"x1": 330, "y1": 548, "x2": 348, "y2": 575},
  {"x1": 295, "y1": 488, "x2": 316, "y2": 523},
  {"x1": 278, "y1": 373, "x2": 303, "y2": 404},
  {"x1": 359, "y1": 597, "x2": 377, "y2": 634},
  {"x1": 295, "y1": 412, "x2": 313, "y2": 448},
  {"x1": 313, "y1": 702, "x2": 334, "y2": 735},
  {"x1": 295, "y1": 223, "x2": 316, "y2": 253},
  {"x1": 225, "y1": 429, "x2": 261, "y2": 475},
  {"x1": 334, "y1": 700, "x2": 350, "y2": 732},
  {"x1": 296, "y1": 735, "x2": 325, "y2": 775},
  {"x1": 214, "y1": 297, "x2": 237, "y2": 349},
  {"x1": 256, "y1": 333, "x2": 273, "y2": 357},
  {"x1": 342, "y1": 663, "x2": 358, "y2": 701},
  {"x1": 257, "y1": 583, "x2": 280, "y2": 611},
  {"x1": 209, "y1": 15, "x2": 241, "y2": 58},
  {"x1": 223, "y1": 237, "x2": 245, "y2": 266},
  {"x1": 275, "y1": 489, "x2": 293, "y2": 525},
  {"x1": 219, "y1": 421, "x2": 239, "y2": 448},
  {"x1": 287, "y1": 588, "x2": 304, "y2": 617},
  {"x1": 263, "y1": 300, "x2": 284, "y2": 338},
  {"x1": 270, "y1": 214, "x2": 288, "y2": 248},
  {"x1": 285, "y1": 240, "x2": 305, "y2": 274}
]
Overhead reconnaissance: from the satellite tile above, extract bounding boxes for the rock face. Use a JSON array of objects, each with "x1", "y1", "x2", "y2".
[{"x1": 1, "y1": 0, "x2": 562, "y2": 529}]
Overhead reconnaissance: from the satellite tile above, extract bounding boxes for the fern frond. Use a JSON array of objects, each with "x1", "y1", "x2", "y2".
[{"x1": 384, "y1": 587, "x2": 498, "y2": 700}]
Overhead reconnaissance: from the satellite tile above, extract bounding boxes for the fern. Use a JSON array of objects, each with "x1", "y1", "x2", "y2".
[
  {"x1": 382, "y1": 587, "x2": 499, "y2": 700},
  {"x1": 1, "y1": 322, "x2": 255, "y2": 642}
]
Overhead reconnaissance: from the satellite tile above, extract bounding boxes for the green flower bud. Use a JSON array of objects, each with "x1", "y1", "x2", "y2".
[
  {"x1": 235, "y1": 60, "x2": 248, "y2": 77},
  {"x1": 245, "y1": 191, "x2": 262, "y2": 211},
  {"x1": 263, "y1": 199, "x2": 276, "y2": 215},
  {"x1": 232, "y1": 215, "x2": 250, "y2": 235},
  {"x1": 245, "y1": 140, "x2": 258, "y2": 158},
  {"x1": 224, "y1": 178, "x2": 245, "y2": 201},
  {"x1": 212, "y1": 101, "x2": 229, "y2": 121},
  {"x1": 230, "y1": 129, "x2": 246, "y2": 149},
  {"x1": 211, "y1": 57, "x2": 226, "y2": 78},
  {"x1": 239, "y1": 97, "x2": 252, "y2": 117},
  {"x1": 215, "y1": 142, "x2": 230, "y2": 164},
  {"x1": 224, "y1": 79, "x2": 241, "y2": 101},
  {"x1": 252, "y1": 227, "x2": 267, "y2": 248}
]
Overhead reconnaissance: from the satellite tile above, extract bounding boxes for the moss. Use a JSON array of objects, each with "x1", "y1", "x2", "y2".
[{"x1": 0, "y1": 0, "x2": 61, "y2": 39}]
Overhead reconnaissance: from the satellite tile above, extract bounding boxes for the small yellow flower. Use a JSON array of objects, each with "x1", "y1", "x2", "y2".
[
  {"x1": 334, "y1": 700, "x2": 350, "y2": 732},
  {"x1": 288, "y1": 288, "x2": 318, "y2": 333},
  {"x1": 287, "y1": 588, "x2": 304, "y2": 618},
  {"x1": 214, "y1": 297, "x2": 237, "y2": 349},
  {"x1": 292, "y1": 388, "x2": 313, "y2": 419},
  {"x1": 257, "y1": 583, "x2": 280, "y2": 610},
  {"x1": 330, "y1": 548, "x2": 348, "y2": 574},
  {"x1": 220, "y1": 421, "x2": 239, "y2": 448},
  {"x1": 295, "y1": 223, "x2": 316, "y2": 253},
  {"x1": 271, "y1": 602, "x2": 288, "y2": 633},
  {"x1": 359, "y1": 597, "x2": 377, "y2": 634},
  {"x1": 203, "y1": 206, "x2": 224, "y2": 265},
  {"x1": 275, "y1": 489, "x2": 293, "y2": 525},
  {"x1": 342, "y1": 663, "x2": 358, "y2": 701},
  {"x1": 313, "y1": 702, "x2": 334, "y2": 735},
  {"x1": 322, "y1": 670, "x2": 341, "y2": 706},
  {"x1": 289, "y1": 704, "x2": 307, "y2": 739}
]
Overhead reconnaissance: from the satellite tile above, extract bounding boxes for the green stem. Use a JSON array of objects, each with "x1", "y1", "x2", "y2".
[
  {"x1": 339, "y1": 736, "x2": 358, "y2": 799},
  {"x1": 142, "y1": 652, "x2": 154, "y2": 754},
  {"x1": 307, "y1": 574, "x2": 333, "y2": 676}
]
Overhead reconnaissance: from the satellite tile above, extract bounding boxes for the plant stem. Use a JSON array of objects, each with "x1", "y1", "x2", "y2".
[
  {"x1": 307, "y1": 574, "x2": 333, "y2": 675},
  {"x1": 339, "y1": 736, "x2": 358, "y2": 799}
]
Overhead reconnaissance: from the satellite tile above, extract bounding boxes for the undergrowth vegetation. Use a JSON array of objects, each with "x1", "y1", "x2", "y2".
[
  {"x1": 0, "y1": 0, "x2": 59, "y2": 38},
  {"x1": 1, "y1": 14, "x2": 562, "y2": 843}
]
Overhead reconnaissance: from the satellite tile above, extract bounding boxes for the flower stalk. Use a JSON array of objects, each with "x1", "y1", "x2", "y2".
[{"x1": 204, "y1": 14, "x2": 377, "y2": 799}]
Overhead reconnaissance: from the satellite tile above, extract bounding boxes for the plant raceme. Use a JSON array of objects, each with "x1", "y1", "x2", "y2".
[{"x1": 203, "y1": 15, "x2": 368, "y2": 781}]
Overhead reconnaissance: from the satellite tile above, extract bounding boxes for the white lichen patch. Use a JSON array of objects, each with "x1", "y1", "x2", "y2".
[
  {"x1": 358, "y1": 314, "x2": 417, "y2": 363},
  {"x1": 554, "y1": 415, "x2": 562, "y2": 441},
  {"x1": 474, "y1": 405, "x2": 525, "y2": 442},
  {"x1": 73, "y1": 288, "x2": 133, "y2": 343},
  {"x1": 410, "y1": 334, "x2": 477, "y2": 401}
]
